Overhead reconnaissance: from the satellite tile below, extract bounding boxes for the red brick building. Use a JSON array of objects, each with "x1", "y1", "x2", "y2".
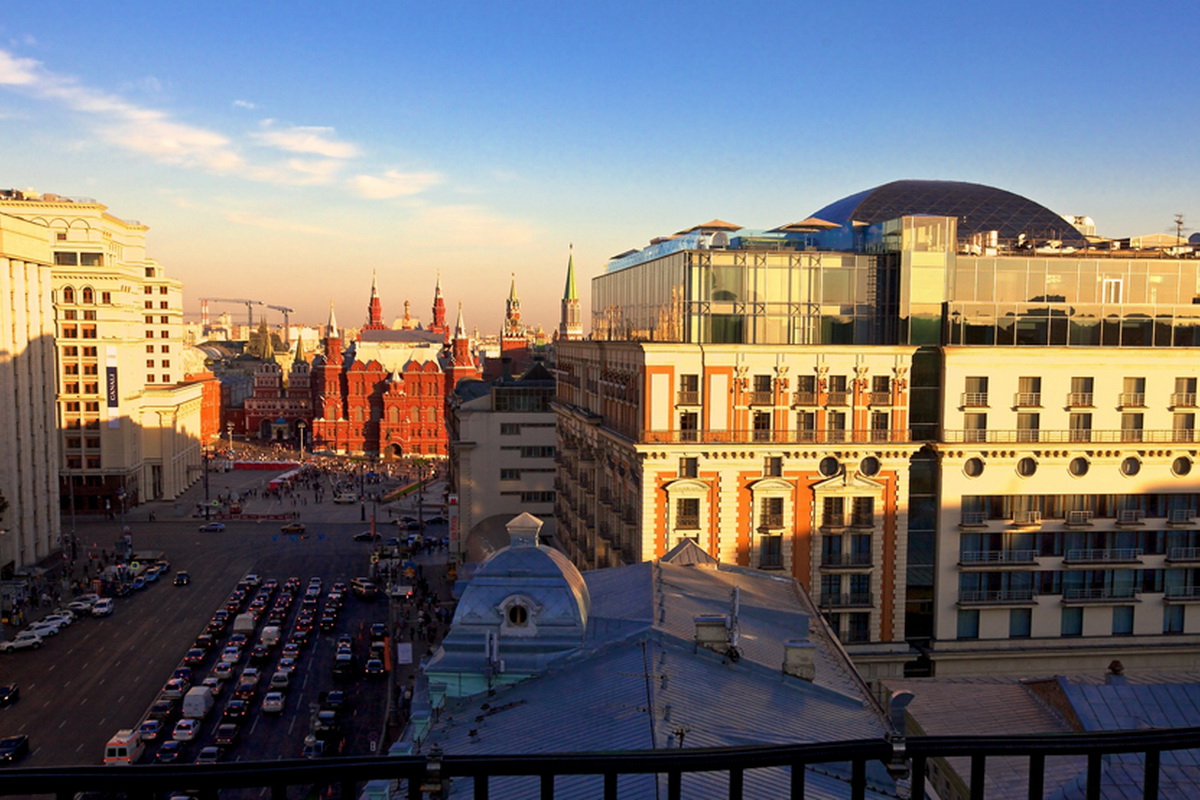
[{"x1": 310, "y1": 283, "x2": 478, "y2": 459}]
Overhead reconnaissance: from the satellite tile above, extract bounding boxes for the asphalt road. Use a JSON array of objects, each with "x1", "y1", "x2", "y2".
[{"x1": 0, "y1": 466, "x2": 448, "y2": 774}]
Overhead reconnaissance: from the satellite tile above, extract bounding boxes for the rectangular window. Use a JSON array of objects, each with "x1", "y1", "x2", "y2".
[
  {"x1": 1062, "y1": 607, "x2": 1083, "y2": 637},
  {"x1": 1121, "y1": 377, "x2": 1146, "y2": 407},
  {"x1": 964, "y1": 376, "x2": 989, "y2": 407},
  {"x1": 1009, "y1": 608, "x2": 1032, "y2": 639},
  {"x1": 161, "y1": 374, "x2": 170, "y2": 383},
  {"x1": 759, "y1": 496, "x2": 784, "y2": 529},
  {"x1": 159, "y1": 301, "x2": 169, "y2": 309},
  {"x1": 80, "y1": 252, "x2": 102, "y2": 266},
  {"x1": 500, "y1": 469, "x2": 520, "y2": 481},
  {"x1": 146, "y1": 360, "x2": 155, "y2": 368},
  {"x1": 752, "y1": 411, "x2": 771, "y2": 441},
  {"x1": 797, "y1": 411, "x2": 816, "y2": 441},
  {"x1": 159, "y1": 316, "x2": 169, "y2": 324},
  {"x1": 957, "y1": 609, "x2": 980, "y2": 639},
  {"x1": 160, "y1": 345, "x2": 169, "y2": 353},
  {"x1": 964, "y1": 412, "x2": 987, "y2": 442},
  {"x1": 1017, "y1": 412, "x2": 1040, "y2": 443},
  {"x1": 81, "y1": 326, "x2": 96, "y2": 339},
  {"x1": 678, "y1": 373, "x2": 699, "y2": 404},
  {"x1": 519, "y1": 446, "x2": 554, "y2": 458},
  {"x1": 822, "y1": 496, "x2": 845, "y2": 527},
  {"x1": 62, "y1": 325, "x2": 77, "y2": 338},
  {"x1": 679, "y1": 457, "x2": 698, "y2": 479},
  {"x1": 1069, "y1": 413, "x2": 1093, "y2": 442},
  {"x1": 851, "y1": 497, "x2": 874, "y2": 527},
  {"x1": 679, "y1": 411, "x2": 699, "y2": 442},
  {"x1": 159, "y1": 286, "x2": 168, "y2": 294},
  {"x1": 1174, "y1": 377, "x2": 1197, "y2": 408},
  {"x1": 499, "y1": 423, "x2": 521, "y2": 435},
  {"x1": 676, "y1": 497, "x2": 700, "y2": 529},
  {"x1": 1174, "y1": 413, "x2": 1195, "y2": 440},
  {"x1": 751, "y1": 374, "x2": 772, "y2": 405},
  {"x1": 759, "y1": 534, "x2": 782, "y2": 568},
  {"x1": 870, "y1": 411, "x2": 890, "y2": 441},
  {"x1": 146, "y1": 345, "x2": 155, "y2": 353},
  {"x1": 826, "y1": 410, "x2": 846, "y2": 442},
  {"x1": 1164, "y1": 604, "x2": 1184, "y2": 634},
  {"x1": 1070, "y1": 376, "x2": 1094, "y2": 406},
  {"x1": 1017, "y1": 376, "x2": 1041, "y2": 406},
  {"x1": 101, "y1": 292, "x2": 110, "y2": 304},
  {"x1": 795, "y1": 375, "x2": 817, "y2": 404},
  {"x1": 54, "y1": 252, "x2": 78, "y2": 266},
  {"x1": 846, "y1": 612, "x2": 870, "y2": 643},
  {"x1": 765, "y1": 456, "x2": 782, "y2": 477},
  {"x1": 1112, "y1": 606, "x2": 1134, "y2": 636},
  {"x1": 1121, "y1": 412, "x2": 1145, "y2": 442}
]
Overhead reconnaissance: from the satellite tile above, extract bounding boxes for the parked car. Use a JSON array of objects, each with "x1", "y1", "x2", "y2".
[
  {"x1": 0, "y1": 632, "x2": 43, "y2": 653},
  {"x1": 91, "y1": 598, "x2": 115, "y2": 616},
  {"x1": 352, "y1": 531, "x2": 380, "y2": 542},
  {"x1": 426, "y1": 516, "x2": 449, "y2": 525},
  {"x1": 198, "y1": 522, "x2": 225, "y2": 532},
  {"x1": 0, "y1": 735, "x2": 30, "y2": 764},
  {"x1": 41, "y1": 612, "x2": 73, "y2": 628},
  {"x1": 27, "y1": 621, "x2": 63, "y2": 638},
  {"x1": 280, "y1": 522, "x2": 306, "y2": 533},
  {"x1": 0, "y1": 684, "x2": 19, "y2": 706}
]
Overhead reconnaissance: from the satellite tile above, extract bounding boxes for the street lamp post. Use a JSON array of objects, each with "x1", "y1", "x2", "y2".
[
  {"x1": 227, "y1": 421, "x2": 234, "y2": 458},
  {"x1": 297, "y1": 421, "x2": 307, "y2": 462},
  {"x1": 203, "y1": 445, "x2": 211, "y2": 520}
]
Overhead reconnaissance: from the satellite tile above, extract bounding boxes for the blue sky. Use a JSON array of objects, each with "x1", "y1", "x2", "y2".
[{"x1": 2, "y1": 2, "x2": 1197, "y2": 331}]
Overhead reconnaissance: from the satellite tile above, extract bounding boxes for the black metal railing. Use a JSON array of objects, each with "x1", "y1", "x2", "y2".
[{"x1": 5, "y1": 726, "x2": 1200, "y2": 800}]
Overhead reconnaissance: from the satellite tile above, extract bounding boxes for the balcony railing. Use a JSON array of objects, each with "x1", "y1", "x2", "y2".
[
  {"x1": 1165, "y1": 585, "x2": 1200, "y2": 600},
  {"x1": 942, "y1": 428, "x2": 1200, "y2": 444},
  {"x1": 960, "y1": 549, "x2": 1039, "y2": 565},
  {"x1": 960, "y1": 511, "x2": 988, "y2": 526},
  {"x1": 867, "y1": 391, "x2": 893, "y2": 405},
  {"x1": 748, "y1": 391, "x2": 773, "y2": 405},
  {"x1": 1119, "y1": 392, "x2": 1146, "y2": 407},
  {"x1": 1066, "y1": 510, "x2": 1095, "y2": 526},
  {"x1": 961, "y1": 392, "x2": 989, "y2": 407},
  {"x1": 1067, "y1": 391, "x2": 1094, "y2": 406},
  {"x1": 1065, "y1": 548, "x2": 1143, "y2": 563},
  {"x1": 821, "y1": 513, "x2": 846, "y2": 529},
  {"x1": 1168, "y1": 547, "x2": 1200, "y2": 562},
  {"x1": 675, "y1": 516, "x2": 701, "y2": 530},
  {"x1": 676, "y1": 390, "x2": 700, "y2": 405},
  {"x1": 793, "y1": 391, "x2": 818, "y2": 405},
  {"x1": 958, "y1": 588, "x2": 1035, "y2": 604},
  {"x1": 821, "y1": 552, "x2": 874, "y2": 568},
  {"x1": 820, "y1": 591, "x2": 874, "y2": 608},
  {"x1": 1171, "y1": 392, "x2": 1197, "y2": 407},
  {"x1": 1014, "y1": 392, "x2": 1042, "y2": 407},
  {"x1": 6, "y1": 728, "x2": 1200, "y2": 800},
  {"x1": 1013, "y1": 510, "x2": 1042, "y2": 526},
  {"x1": 826, "y1": 391, "x2": 850, "y2": 406},
  {"x1": 643, "y1": 429, "x2": 912, "y2": 445},
  {"x1": 1117, "y1": 509, "x2": 1145, "y2": 525},
  {"x1": 1062, "y1": 586, "x2": 1140, "y2": 602},
  {"x1": 758, "y1": 514, "x2": 785, "y2": 529}
]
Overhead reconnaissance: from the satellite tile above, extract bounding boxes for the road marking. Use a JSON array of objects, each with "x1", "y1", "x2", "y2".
[
  {"x1": 98, "y1": 678, "x2": 105, "y2": 686},
  {"x1": 63, "y1": 680, "x2": 71, "y2": 688},
  {"x1": 58, "y1": 720, "x2": 67, "y2": 729},
  {"x1": 47, "y1": 664, "x2": 56, "y2": 672}
]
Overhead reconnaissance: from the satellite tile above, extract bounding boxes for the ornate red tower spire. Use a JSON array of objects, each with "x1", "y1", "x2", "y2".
[
  {"x1": 430, "y1": 270, "x2": 448, "y2": 340},
  {"x1": 363, "y1": 270, "x2": 387, "y2": 331}
]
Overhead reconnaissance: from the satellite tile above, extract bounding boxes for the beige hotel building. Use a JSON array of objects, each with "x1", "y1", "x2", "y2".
[{"x1": 554, "y1": 180, "x2": 1200, "y2": 678}]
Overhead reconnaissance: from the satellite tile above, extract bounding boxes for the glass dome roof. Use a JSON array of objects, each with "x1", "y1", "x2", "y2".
[{"x1": 809, "y1": 179, "x2": 1088, "y2": 245}]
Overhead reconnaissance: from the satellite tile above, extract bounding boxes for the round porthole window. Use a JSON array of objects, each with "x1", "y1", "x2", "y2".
[
  {"x1": 860, "y1": 456, "x2": 880, "y2": 477},
  {"x1": 964, "y1": 457, "x2": 984, "y2": 477},
  {"x1": 1120, "y1": 457, "x2": 1141, "y2": 476},
  {"x1": 1069, "y1": 457, "x2": 1089, "y2": 477},
  {"x1": 1017, "y1": 457, "x2": 1037, "y2": 477},
  {"x1": 507, "y1": 605, "x2": 529, "y2": 626},
  {"x1": 819, "y1": 456, "x2": 840, "y2": 477},
  {"x1": 1173, "y1": 457, "x2": 1193, "y2": 477}
]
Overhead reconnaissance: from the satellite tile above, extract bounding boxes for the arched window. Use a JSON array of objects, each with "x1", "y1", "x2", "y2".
[
  {"x1": 81, "y1": 286, "x2": 94, "y2": 304},
  {"x1": 62, "y1": 286, "x2": 76, "y2": 304}
]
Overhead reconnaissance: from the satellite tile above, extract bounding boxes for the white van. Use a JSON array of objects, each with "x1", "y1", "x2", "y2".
[
  {"x1": 104, "y1": 729, "x2": 145, "y2": 765},
  {"x1": 260, "y1": 626, "x2": 281, "y2": 647},
  {"x1": 182, "y1": 685, "x2": 215, "y2": 719},
  {"x1": 92, "y1": 598, "x2": 115, "y2": 617},
  {"x1": 334, "y1": 493, "x2": 357, "y2": 504}
]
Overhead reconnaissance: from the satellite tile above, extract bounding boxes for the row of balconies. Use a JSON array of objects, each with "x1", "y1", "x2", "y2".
[
  {"x1": 818, "y1": 592, "x2": 874, "y2": 609},
  {"x1": 960, "y1": 509, "x2": 1197, "y2": 529},
  {"x1": 960, "y1": 546, "x2": 1200, "y2": 568},
  {"x1": 961, "y1": 392, "x2": 1197, "y2": 409},
  {"x1": 677, "y1": 391, "x2": 895, "y2": 408},
  {"x1": 644, "y1": 429, "x2": 911, "y2": 444},
  {"x1": 957, "y1": 585, "x2": 1200, "y2": 606},
  {"x1": 945, "y1": 428, "x2": 1200, "y2": 444}
]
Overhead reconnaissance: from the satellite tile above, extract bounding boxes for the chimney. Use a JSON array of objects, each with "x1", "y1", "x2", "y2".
[
  {"x1": 782, "y1": 639, "x2": 816, "y2": 681},
  {"x1": 694, "y1": 615, "x2": 729, "y2": 653},
  {"x1": 505, "y1": 512, "x2": 543, "y2": 548},
  {"x1": 500, "y1": 356, "x2": 513, "y2": 381}
]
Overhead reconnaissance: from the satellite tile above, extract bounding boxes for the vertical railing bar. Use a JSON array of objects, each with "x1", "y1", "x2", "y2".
[
  {"x1": 668, "y1": 769, "x2": 682, "y2": 800},
  {"x1": 541, "y1": 772, "x2": 554, "y2": 799},
  {"x1": 728, "y1": 765, "x2": 744, "y2": 799},
  {"x1": 1028, "y1": 752, "x2": 1044, "y2": 800},
  {"x1": 852, "y1": 757, "x2": 866, "y2": 800},
  {"x1": 791, "y1": 762, "x2": 806, "y2": 800},
  {"x1": 604, "y1": 772, "x2": 618, "y2": 800},
  {"x1": 971, "y1": 754, "x2": 986, "y2": 799},
  {"x1": 1143, "y1": 749, "x2": 1160, "y2": 800},
  {"x1": 474, "y1": 772, "x2": 490, "y2": 800},
  {"x1": 911, "y1": 755, "x2": 927, "y2": 800},
  {"x1": 1086, "y1": 751, "x2": 1102, "y2": 800}
]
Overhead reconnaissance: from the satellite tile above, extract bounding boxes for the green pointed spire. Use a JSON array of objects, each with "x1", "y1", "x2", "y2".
[{"x1": 564, "y1": 244, "x2": 577, "y2": 301}]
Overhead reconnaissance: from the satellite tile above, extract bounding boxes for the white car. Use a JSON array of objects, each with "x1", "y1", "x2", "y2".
[
  {"x1": 27, "y1": 621, "x2": 62, "y2": 638},
  {"x1": 219, "y1": 646, "x2": 241, "y2": 664},
  {"x1": 0, "y1": 632, "x2": 43, "y2": 653},
  {"x1": 67, "y1": 594, "x2": 100, "y2": 612},
  {"x1": 261, "y1": 691, "x2": 285, "y2": 714},
  {"x1": 41, "y1": 613, "x2": 74, "y2": 627},
  {"x1": 172, "y1": 718, "x2": 199, "y2": 741},
  {"x1": 91, "y1": 599, "x2": 115, "y2": 617}
]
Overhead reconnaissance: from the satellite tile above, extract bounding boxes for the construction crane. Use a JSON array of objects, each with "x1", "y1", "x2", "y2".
[
  {"x1": 266, "y1": 304, "x2": 295, "y2": 345},
  {"x1": 200, "y1": 297, "x2": 263, "y2": 328}
]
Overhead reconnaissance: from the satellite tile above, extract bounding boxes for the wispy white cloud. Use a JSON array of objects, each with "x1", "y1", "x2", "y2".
[
  {"x1": 253, "y1": 122, "x2": 359, "y2": 159},
  {"x1": 220, "y1": 208, "x2": 346, "y2": 237},
  {"x1": 349, "y1": 169, "x2": 443, "y2": 199},
  {"x1": 0, "y1": 49, "x2": 39, "y2": 85},
  {"x1": 232, "y1": 99, "x2": 256, "y2": 110}
]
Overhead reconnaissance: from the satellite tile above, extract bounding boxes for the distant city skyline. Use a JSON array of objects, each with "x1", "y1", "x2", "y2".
[{"x1": 1, "y1": 3, "x2": 1197, "y2": 329}]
